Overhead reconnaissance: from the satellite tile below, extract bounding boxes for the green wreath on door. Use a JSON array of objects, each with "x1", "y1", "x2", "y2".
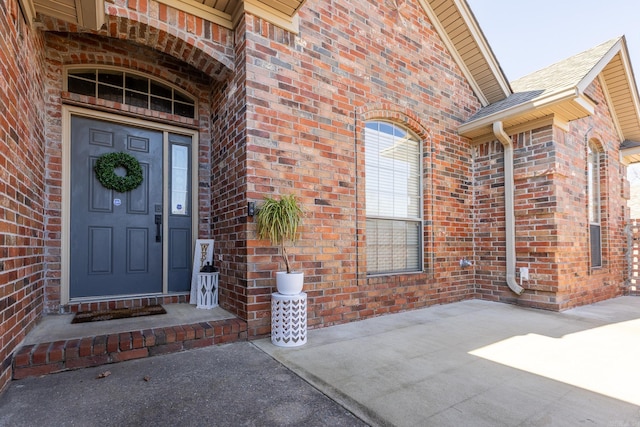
[{"x1": 94, "y1": 152, "x2": 144, "y2": 193}]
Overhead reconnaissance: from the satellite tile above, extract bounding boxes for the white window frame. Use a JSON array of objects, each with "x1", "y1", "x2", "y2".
[{"x1": 365, "y1": 120, "x2": 423, "y2": 275}]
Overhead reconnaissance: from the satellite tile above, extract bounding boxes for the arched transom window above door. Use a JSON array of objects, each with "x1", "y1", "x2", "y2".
[{"x1": 65, "y1": 68, "x2": 196, "y2": 119}]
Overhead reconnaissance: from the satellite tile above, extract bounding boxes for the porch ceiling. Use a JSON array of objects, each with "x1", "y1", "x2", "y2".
[{"x1": 27, "y1": 0, "x2": 307, "y2": 31}]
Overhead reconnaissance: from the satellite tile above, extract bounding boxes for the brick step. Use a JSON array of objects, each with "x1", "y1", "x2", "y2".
[{"x1": 13, "y1": 318, "x2": 247, "y2": 380}]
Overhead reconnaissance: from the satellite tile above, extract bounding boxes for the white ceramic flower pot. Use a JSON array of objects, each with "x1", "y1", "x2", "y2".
[{"x1": 275, "y1": 271, "x2": 304, "y2": 295}]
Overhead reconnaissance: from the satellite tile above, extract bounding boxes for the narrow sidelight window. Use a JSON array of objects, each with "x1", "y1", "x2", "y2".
[
  {"x1": 171, "y1": 143, "x2": 190, "y2": 215},
  {"x1": 588, "y1": 142, "x2": 602, "y2": 268}
]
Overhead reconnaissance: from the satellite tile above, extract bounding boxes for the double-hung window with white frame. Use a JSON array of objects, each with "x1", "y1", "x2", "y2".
[{"x1": 365, "y1": 121, "x2": 423, "y2": 275}]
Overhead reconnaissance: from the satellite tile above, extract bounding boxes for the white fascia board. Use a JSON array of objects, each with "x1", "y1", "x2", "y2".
[
  {"x1": 576, "y1": 38, "x2": 623, "y2": 93},
  {"x1": 621, "y1": 145, "x2": 640, "y2": 157},
  {"x1": 619, "y1": 36, "x2": 640, "y2": 118},
  {"x1": 615, "y1": 37, "x2": 640, "y2": 138},
  {"x1": 459, "y1": 88, "x2": 584, "y2": 135}
]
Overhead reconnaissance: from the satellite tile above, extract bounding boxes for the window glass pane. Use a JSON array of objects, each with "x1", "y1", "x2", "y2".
[
  {"x1": 174, "y1": 102, "x2": 195, "y2": 118},
  {"x1": 151, "y1": 96, "x2": 173, "y2": 113},
  {"x1": 366, "y1": 219, "x2": 378, "y2": 268},
  {"x1": 379, "y1": 122, "x2": 393, "y2": 136},
  {"x1": 150, "y1": 81, "x2": 172, "y2": 98},
  {"x1": 69, "y1": 70, "x2": 97, "y2": 80},
  {"x1": 126, "y1": 74, "x2": 148, "y2": 92},
  {"x1": 366, "y1": 219, "x2": 421, "y2": 274},
  {"x1": 174, "y1": 91, "x2": 192, "y2": 104},
  {"x1": 171, "y1": 144, "x2": 189, "y2": 215},
  {"x1": 97, "y1": 84, "x2": 123, "y2": 103},
  {"x1": 126, "y1": 90, "x2": 148, "y2": 108},
  {"x1": 590, "y1": 224, "x2": 602, "y2": 268},
  {"x1": 68, "y1": 77, "x2": 96, "y2": 97},
  {"x1": 376, "y1": 220, "x2": 393, "y2": 272},
  {"x1": 365, "y1": 123, "x2": 420, "y2": 220},
  {"x1": 98, "y1": 70, "x2": 123, "y2": 87}
]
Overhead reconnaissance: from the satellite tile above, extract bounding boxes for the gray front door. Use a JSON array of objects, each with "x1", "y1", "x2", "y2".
[{"x1": 70, "y1": 116, "x2": 163, "y2": 298}]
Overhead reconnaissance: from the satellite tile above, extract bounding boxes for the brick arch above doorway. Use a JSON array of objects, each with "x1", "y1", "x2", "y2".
[
  {"x1": 45, "y1": 32, "x2": 214, "y2": 107},
  {"x1": 38, "y1": 0, "x2": 235, "y2": 81}
]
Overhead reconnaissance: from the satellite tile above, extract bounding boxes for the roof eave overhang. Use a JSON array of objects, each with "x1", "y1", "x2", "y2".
[
  {"x1": 241, "y1": 0, "x2": 302, "y2": 32},
  {"x1": 23, "y1": 0, "x2": 105, "y2": 30},
  {"x1": 419, "y1": 0, "x2": 511, "y2": 106},
  {"x1": 25, "y1": 0, "x2": 305, "y2": 32},
  {"x1": 459, "y1": 89, "x2": 596, "y2": 141},
  {"x1": 461, "y1": 37, "x2": 640, "y2": 149},
  {"x1": 599, "y1": 39, "x2": 640, "y2": 143},
  {"x1": 621, "y1": 143, "x2": 640, "y2": 165}
]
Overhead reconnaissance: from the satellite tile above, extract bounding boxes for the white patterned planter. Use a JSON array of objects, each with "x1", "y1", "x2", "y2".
[
  {"x1": 196, "y1": 272, "x2": 218, "y2": 309},
  {"x1": 271, "y1": 292, "x2": 307, "y2": 347}
]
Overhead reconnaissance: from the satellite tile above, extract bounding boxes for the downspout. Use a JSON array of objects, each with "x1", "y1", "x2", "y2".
[{"x1": 493, "y1": 122, "x2": 524, "y2": 295}]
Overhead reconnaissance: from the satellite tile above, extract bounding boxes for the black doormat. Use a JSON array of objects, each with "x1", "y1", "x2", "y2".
[{"x1": 71, "y1": 305, "x2": 167, "y2": 324}]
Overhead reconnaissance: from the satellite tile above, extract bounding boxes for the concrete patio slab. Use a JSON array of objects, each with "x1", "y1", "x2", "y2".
[{"x1": 255, "y1": 297, "x2": 640, "y2": 426}]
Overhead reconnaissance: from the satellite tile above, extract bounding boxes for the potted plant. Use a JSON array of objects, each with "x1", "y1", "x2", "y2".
[{"x1": 256, "y1": 194, "x2": 304, "y2": 295}]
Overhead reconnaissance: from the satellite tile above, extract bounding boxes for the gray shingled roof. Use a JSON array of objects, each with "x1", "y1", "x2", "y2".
[
  {"x1": 464, "y1": 38, "x2": 621, "y2": 123},
  {"x1": 621, "y1": 139, "x2": 640, "y2": 150}
]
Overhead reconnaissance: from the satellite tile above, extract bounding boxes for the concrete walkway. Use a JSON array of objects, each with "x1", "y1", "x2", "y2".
[
  {"x1": 2, "y1": 297, "x2": 639, "y2": 426},
  {"x1": 256, "y1": 297, "x2": 640, "y2": 426}
]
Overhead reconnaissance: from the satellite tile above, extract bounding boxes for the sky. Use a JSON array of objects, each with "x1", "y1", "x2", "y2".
[{"x1": 465, "y1": 0, "x2": 640, "y2": 84}]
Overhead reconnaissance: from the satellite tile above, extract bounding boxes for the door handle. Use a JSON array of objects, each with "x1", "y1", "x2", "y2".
[{"x1": 155, "y1": 214, "x2": 162, "y2": 242}]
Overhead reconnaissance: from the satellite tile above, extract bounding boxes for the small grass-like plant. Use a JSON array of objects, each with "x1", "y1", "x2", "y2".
[{"x1": 256, "y1": 194, "x2": 303, "y2": 273}]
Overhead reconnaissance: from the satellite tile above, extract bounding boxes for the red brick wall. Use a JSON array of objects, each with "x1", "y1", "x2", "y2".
[
  {"x1": 474, "y1": 78, "x2": 627, "y2": 309},
  {"x1": 554, "y1": 80, "x2": 627, "y2": 308},
  {"x1": 209, "y1": 17, "x2": 251, "y2": 321},
  {"x1": 0, "y1": 0, "x2": 47, "y2": 393},
  {"x1": 474, "y1": 127, "x2": 561, "y2": 307},
  {"x1": 240, "y1": 0, "x2": 481, "y2": 336}
]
